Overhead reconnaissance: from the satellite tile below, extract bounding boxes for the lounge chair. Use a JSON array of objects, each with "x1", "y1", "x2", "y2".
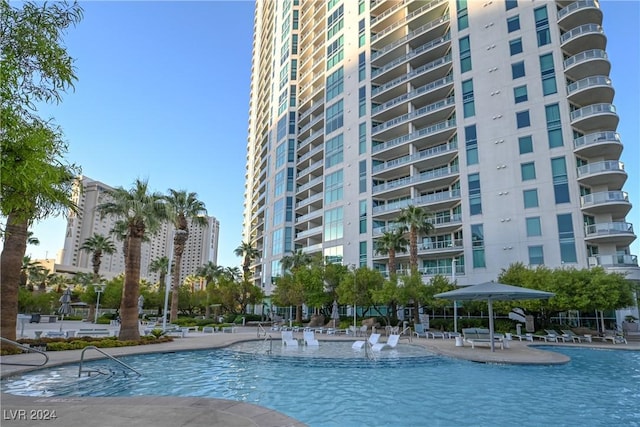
[
  {"x1": 413, "y1": 323, "x2": 426, "y2": 339},
  {"x1": 513, "y1": 333, "x2": 534, "y2": 341},
  {"x1": 560, "y1": 330, "x2": 589, "y2": 343},
  {"x1": 426, "y1": 329, "x2": 447, "y2": 339},
  {"x1": 595, "y1": 330, "x2": 627, "y2": 344},
  {"x1": 372, "y1": 334, "x2": 400, "y2": 351},
  {"x1": 352, "y1": 333, "x2": 381, "y2": 349},
  {"x1": 462, "y1": 328, "x2": 504, "y2": 349},
  {"x1": 532, "y1": 332, "x2": 558, "y2": 342},
  {"x1": 303, "y1": 330, "x2": 319, "y2": 346},
  {"x1": 281, "y1": 330, "x2": 298, "y2": 347},
  {"x1": 545, "y1": 329, "x2": 569, "y2": 343}
]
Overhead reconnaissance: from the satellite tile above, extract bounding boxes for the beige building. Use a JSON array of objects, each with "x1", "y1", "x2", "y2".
[
  {"x1": 60, "y1": 176, "x2": 220, "y2": 284},
  {"x1": 243, "y1": 0, "x2": 638, "y2": 322}
]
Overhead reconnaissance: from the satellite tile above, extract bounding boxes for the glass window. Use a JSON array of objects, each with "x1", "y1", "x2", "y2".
[
  {"x1": 518, "y1": 135, "x2": 533, "y2": 154},
  {"x1": 457, "y1": 0, "x2": 468, "y2": 30},
  {"x1": 324, "y1": 207, "x2": 344, "y2": 241},
  {"x1": 528, "y1": 246, "x2": 544, "y2": 265},
  {"x1": 545, "y1": 104, "x2": 563, "y2": 148},
  {"x1": 358, "y1": 52, "x2": 366, "y2": 81},
  {"x1": 359, "y1": 199, "x2": 367, "y2": 233},
  {"x1": 459, "y1": 36, "x2": 472, "y2": 73},
  {"x1": 272, "y1": 228, "x2": 283, "y2": 256},
  {"x1": 359, "y1": 122, "x2": 366, "y2": 154},
  {"x1": 512, "y1": 61, "x2": 525, "y2": 79},
  {"x1": 325, "y1": 134, "x2": 344, "y2": 168},
  {"x1": 551, "y1": 157, "x2": 570, "y2": 203},
  {"x1": 325, "y1": 99, "x2": 344, "y2": 133},
  {"x1": 465, "y1": 125, "x2": 478, "y2": 165},
  {"x1": 468, "y1": 173, "x2": 482, "y2": 215},
  {"x1": 534, "y1": 6, "x2": 550, "y2": 47},
  {"x1": 509, "y1": 38, "x2": 523, "y2": 55},
  {"x1": 506, "y1": 0, "x2": 518, "y2": 11},
  {"x1": 513, "y1": 85, "x2": 527, "y2": 103},
  {"x1": 471, "y1": 224, "x2": 485, "y2": 268},
  {"x1": 526, "y1": 217, "x2": 542, "y2": 236},
  {"x1": 516, "y1": 110, "x2": 530, "y2": 128},
  {"x1": 523, "y1": 189, "x2": 539, "y2": 208},
  {"x1": 507, "y1": 15, "x2": 520, "y2": 33},
  {"x1": 359, "y1": 86, "x2": 366, "y2": 117},
  {"x1": 557, "y1": 213, "x2": 577, "y2": 263},
  {"x1": 324, "y1": 169, "x2": 344, "y2": 204},
  {"x1": 326, "y1": 67, "x2": 344, "y2": 101},
  {"x1": 521, "y1": 162, "x2": 536, "y2": 181},
  {"x1": 359, "y1": 160, "x2": 367, "y2": 193},
  {"x1": 462, "y1": 79, "x2": 475, "y2": 118},
  {"x1": 540, "y1": 53, "x2": 557, "y2": 95}
]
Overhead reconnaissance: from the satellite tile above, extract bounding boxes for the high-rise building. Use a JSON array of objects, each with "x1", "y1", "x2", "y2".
[
  {"x1": 243, "y1": 0, "x2": 638, "y2": 314},
  {"x1": 61, "y1": 176, "x2": 220, "y2": 283}
]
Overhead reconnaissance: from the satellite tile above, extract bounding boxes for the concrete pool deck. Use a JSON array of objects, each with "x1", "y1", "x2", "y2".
[{"x1": 2, "y1": 322, "x2": 639, "y2": 427}]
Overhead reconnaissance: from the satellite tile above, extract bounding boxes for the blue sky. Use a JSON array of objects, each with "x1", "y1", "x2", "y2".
[{"x1": 28, "y1": 1, "x2": 639, "y2": 269}]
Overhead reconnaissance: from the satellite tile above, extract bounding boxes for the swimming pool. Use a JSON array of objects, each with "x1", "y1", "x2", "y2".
[{"x1": 2, "y1": 342, "x2": 639, "y2": 427}]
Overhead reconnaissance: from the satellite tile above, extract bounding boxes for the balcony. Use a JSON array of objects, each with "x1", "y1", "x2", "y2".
[
  {"x1": 566, "y1": 75, "x2": 613, "y2": 106},
  {"x1": 377, "y1": 265, "x2": 465, "y2": 280},
  {"x1": 296, "y1": 175, "x2": 323, "y2": 195},
  {"x1": 371, "y1": 14, "x2": 450, "y2": 60},
  {"x1": 588, "y1": 254, "x2": 638, "y2": 267},
  {"x1": 297, "y1": 159, "x2": 323, "y2": 180},
  {"x1": 372, "y1": 140, "x2": 458, "y2": 180},
  {"x1": 570, "y1": 103, "x2": 618, "y2": 133},
  {"x1": 371, "y1": 0, "x2": 448, "y2": 47},
  {"x1": 295, "y1": 225, "x2": 322, "y2": 240},
  {"x1": 372, "y1": 118, "x2": 457, "y2": 161},
  {"x1": 372, "y1": 190, "x2": 461, "y2": 219},
  {"x1": 372, "y1": 57, "x2": 452, "y2": 103},
  {"x1": 564, "y1": 49, "x2": 609, "y2": 81},
  {"x1": 560, "y1": 24, "x2": 605, "y2": 55},
  {"x1": 581, "y1": 191, "x2": 631, "y2": 217},
  {"x1": 295, "y1": 192, "x2": 322, "y2": 210},
  {"x1": 372, "y1": 96, "x2": 456, "y2": 140},
  {"x1": 577, "y1": 160, "x2": 626, "y2": 189},
  {"x1": 573, "y1": 131, "x2": 622, "y2": 159},
  {"x1": 557, "y1": 0, "x2": 602, "y2": 31},
  {"x1": 372, "y1": 166, "x2": 459, "y2": 198},
  {"x1": 584, "y1": 222, "x2": 636, "y2": 245}
]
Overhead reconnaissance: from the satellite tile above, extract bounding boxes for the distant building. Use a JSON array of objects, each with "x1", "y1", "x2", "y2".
[{"x1": 59, "y1": 176, "x2": 219, "y2": 284}]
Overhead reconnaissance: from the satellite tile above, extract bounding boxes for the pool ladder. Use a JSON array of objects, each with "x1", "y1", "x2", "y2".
[
  {"x1": 0, "y1": 336, "x2": 49, "y2": 367},
  {"x1": 78, "y1": 346, "x2": 141, "y2": 377},
  {"x1": 261, "y1": 335, "x2": 273, "y2": 355}
]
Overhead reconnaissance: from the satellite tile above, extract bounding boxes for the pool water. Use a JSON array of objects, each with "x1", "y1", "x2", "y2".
[{"x1": 2, "y1": 342, "x2": 639, "y2": 427}]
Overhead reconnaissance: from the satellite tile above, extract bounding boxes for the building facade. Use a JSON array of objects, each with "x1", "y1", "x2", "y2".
[
  {"x1": 243, "y1": 0, "x2": 638, "y2": 316},
  {"x1": 60, "y1": 176, "x2": 220, "y2": 284}
]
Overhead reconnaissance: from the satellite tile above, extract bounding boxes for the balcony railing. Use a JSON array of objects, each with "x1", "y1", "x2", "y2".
[
  {"x1": 371, "y1": 15, "x2": 450, "y2": 59},
  {"x1": 372, "y1": 141, "x2": 458, "y2": 173},
  {"x1": 371, "y1": 0, "x2": 447, "y2": 43},
  {"x1": 560, "y1": 23, "x2": 603, "y2": 44},
  {"x1": 584, "y1": 222, "x2": 634, "y2": 237},
  {"x1": 372, "y1": 75, "x2": 454, "y2": 114},
  {"x1": 573, "y1": 131, "x2": 620, "y2": 150},
  {"x1": 570, "y1": 103, "x2": 616, "y2": 121},
  {"x1": 372, "y1": 57, "x2": 452, "y2": 97},
  {"x1": 372, "y1": 166, "x2": 458, "y2": 194},
  {"x1": 581, "y1": 190, "x2": 628, "y2": 207},
  {"x1": 557, "y1": 0, "x2": 600, "y2": 20},
  {"x1": 589, "y1": 254, "x2": 638, "y2": 267},
  {"x1": 577, "y1": 160, "x2": 624, "y2": 177},
  {"x1": 372, "y1": 190, "x2": 461, "y2": 214},
  {"x1": 566, "y1": 75, "x2": 611, "y2": 95},
  {"x1": 372, "y1": 118, "x2": 457, "y2": 154},
  {"x1": 372, "y1": 96, "x2": 455, "y2": 134},
  {"x1": 564, "y1": 49, "x2": 607, "y2": 69}
]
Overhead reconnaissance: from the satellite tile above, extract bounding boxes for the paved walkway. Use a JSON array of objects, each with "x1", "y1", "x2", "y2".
[{"x1": 2, "y1": 322, "x2": 639, "y2": 427}]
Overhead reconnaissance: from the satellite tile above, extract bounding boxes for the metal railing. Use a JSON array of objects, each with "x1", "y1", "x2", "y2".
[
  {"x1": 0, "y1": 336, "x2": 49, "y2": 366},
  {"x1": 78, "y1": 345, "x2": 141, "y2": 377}
]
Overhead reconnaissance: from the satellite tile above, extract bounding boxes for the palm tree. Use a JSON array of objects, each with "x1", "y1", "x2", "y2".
[
  {"x1": 79, "y1": 233, "x2": 116, "y2": 279},
  {"x1": 97, "y1": 179, "x2": 169, "y2": 340},
  {"x1": 26, "y1": 231, "x2": 40, "y2": 246},
  {"x1": 196, "y1": 261, "x2": 223, "y2": 284},
  {"x1": 397, "y1": 205, "x2": 434, "y2": 271},
  {"x1": 234, "y1": 241, "x2": 260, "y2": 281},
  {"x1": 281, "y1": 249, "x2": 313, "y2": 272},
  {"x1": 375, "y1": 228, "x2": 408, "y2": 277},
  {"x1": 20, "y1": 255, "x2": 40, "y2": 289},
  {"x1": 149, "y1": 256, "x2": 170, "y2": 316},
  {"x1": 163, "y1": 189, "x2": 207, "y2": 322}
]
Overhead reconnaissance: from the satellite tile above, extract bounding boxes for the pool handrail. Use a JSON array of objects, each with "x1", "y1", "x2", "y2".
[
  {"x1": 78, "y1": 345, "x2": 141, "y2": 377},
  {"x1": 0, "y1": 336, "x2": 49, "y2": 367}
]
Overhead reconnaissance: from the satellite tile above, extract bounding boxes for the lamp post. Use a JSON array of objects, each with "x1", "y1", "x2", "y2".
[
  {"x1": 352, "y1": 266, "x2": 357, "y2": 331},
  {"x1": 94, "y1": 283, "x2": 106, "y2": 324},
  {"x1": 162, "y1": 229, "x2": 187, "y2": 330},
  {"x1": 452, "y1": 258, "x2": 458, "y2": 333}
]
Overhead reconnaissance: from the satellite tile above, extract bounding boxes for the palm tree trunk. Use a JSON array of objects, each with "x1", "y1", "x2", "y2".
[
  {"x1": 410, "y1": 227, "x2": 418, "y2": 271},
  {"x1": 170, "y1": 249, "x2": 185, "y2": 322},
  {"x1": 0, "y1": 213, "x2": 28, "y2": 341},
  {"x1": 119, "y1": 235, "x2": 141, "y2": 340}
]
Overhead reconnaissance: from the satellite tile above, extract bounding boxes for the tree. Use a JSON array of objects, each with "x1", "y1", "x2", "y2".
[
  {"x1": 281, "y1": 249, "x2": 313, "y2": 271},
  {"x1": 164, "y1": 189, "x2": 207, "y2": 322},
  {"x1": 196, "y1": 261, "x2": 223, "y2": 284},
  {"x1": 397, "y1": 205, "x2": 434, "y2": 271},
  {"x1": 234, "y1": 241, "x2": 260, "y2": 281},
  {"x1": 149, "y1": 256, "x2": 169, "y2": 315},
  {"x1": 97, "y1": 179, "x2": 169, "y2": 340},
  {"x1": 374, "y1": 228, "x2": 408, "y2": 277},
  {"x1": 80, "y1": 233, "x2": 116, "y2": 278},
  {"x1": 1, "y1": 2, "x2": 83, "y2": 340}
]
